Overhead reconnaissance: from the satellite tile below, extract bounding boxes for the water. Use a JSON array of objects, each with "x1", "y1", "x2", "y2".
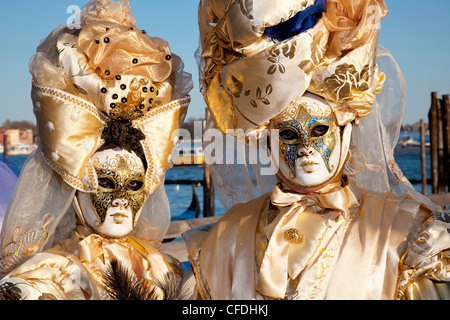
[
  {"x1": 0, "y1": 134, "x2": 430, "y2": 218},
  {"x1": 395, "y1": 131, "x2": 431, "y2": 194},
  {"x1": 0, "y1": 154, "x2": 227, "y2": 219}
]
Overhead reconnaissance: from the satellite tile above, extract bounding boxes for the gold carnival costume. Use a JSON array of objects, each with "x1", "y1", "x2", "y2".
[
  {"x1": 184, "y1": 0, "x2": 450, "y2": 300},
  {"x1": 0, "y1": 0, "x2": 192, "y2": 300}
]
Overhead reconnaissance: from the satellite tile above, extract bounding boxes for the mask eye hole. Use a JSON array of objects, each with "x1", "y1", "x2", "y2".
[
  {"x1": 280, "y1": 128, "x2": 299, "y2": 141},
  {"x1": 311, "y1": 125, "x2": 329, "y2": 138},
  {"x1": 126, "y1": 180, "x2": 144, "y2": 191},
  {"x1": 98, "y1": 177, "x2": 115, "y2": 190}
]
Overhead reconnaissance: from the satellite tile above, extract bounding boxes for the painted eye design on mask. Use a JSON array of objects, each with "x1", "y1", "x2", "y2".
[
  {"x1": 126, "y1": 180, "x2": 144, "y2": 192},
  {"x1": 310, "y1": 125, "x2": 329, "y2": 138},
  {"x1": 98, "y1": 177, "x2": 115, "y2": 190},
  {"x1": 279, "y1": 128, "x2": 300, "y2": 143}
]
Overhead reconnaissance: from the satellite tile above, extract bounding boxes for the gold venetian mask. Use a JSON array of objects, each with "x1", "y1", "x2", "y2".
[{"x1": 76, "y1": 148, "x2": 147, "y2": 238}]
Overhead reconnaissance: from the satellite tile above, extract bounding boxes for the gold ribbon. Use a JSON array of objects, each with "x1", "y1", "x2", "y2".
[
  {"x1": 78, "y1": 233, "x2": 170, "y2": 286},
  {"x1": 257, "y1": 183, "x2": 358, "y2": 299},
  {"x1": 32, "y1": 83, "x2": 108, "y2": 192}
]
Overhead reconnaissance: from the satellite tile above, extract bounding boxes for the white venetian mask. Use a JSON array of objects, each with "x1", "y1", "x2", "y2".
[
  {"x1": 270, "y1": 93, "x2": 343, "y2": 193},
  {"x1": 75, "y1": 148, "x2": 147, "y2": 238}
]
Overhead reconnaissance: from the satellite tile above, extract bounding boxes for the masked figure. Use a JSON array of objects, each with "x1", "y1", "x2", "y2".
[
  {"x1": 0, "y1": 0, "x2": 192, "y2": 300},
  {"x1": 184, "y1": 0, "x2": 450, "y2": 300}
]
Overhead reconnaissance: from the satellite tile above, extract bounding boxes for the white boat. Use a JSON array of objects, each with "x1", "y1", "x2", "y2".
[
  {"x1": 397, "y1": 135, "x2": 429, "y2": 148},
  {"x1": 7, "y1": 143, "x2": 37, "y2": 155}
]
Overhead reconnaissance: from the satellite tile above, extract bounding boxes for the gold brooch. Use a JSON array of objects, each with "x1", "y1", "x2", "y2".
[{"x1": 284, "y1": 228, "x2": 304, "y2": 244}]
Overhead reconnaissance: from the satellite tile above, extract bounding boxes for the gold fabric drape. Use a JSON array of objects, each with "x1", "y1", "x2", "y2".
[{"x1": 186, "y1": 179, "x2": 448, "y2": 300}]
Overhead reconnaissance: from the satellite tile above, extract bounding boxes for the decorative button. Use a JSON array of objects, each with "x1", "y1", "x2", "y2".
[
  {"x1": 70, "y1": 113, "x2": 80, "y2": 122},
  {"x1": 46, "y1": 122, "x2": 55, "y2": 132},
  {"x1": 51, "y1": 152, "x2": 60, "y2": 161},
  {"x1": 284, "y1": 228, "x2": 304, "y2": 244}
]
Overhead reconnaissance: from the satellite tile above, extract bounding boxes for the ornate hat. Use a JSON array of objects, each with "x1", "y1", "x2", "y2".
[
  {"x1": 197, "y1": 0, "x2": 388, "y2": 133},
  {"x1": 31, "y1": 0, "x2": 193, "y2": 195}
]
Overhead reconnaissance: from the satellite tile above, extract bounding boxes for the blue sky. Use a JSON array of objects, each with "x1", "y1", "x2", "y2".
[{"x1": 0, "y1": 0, "x2": 449, "y2": 125}]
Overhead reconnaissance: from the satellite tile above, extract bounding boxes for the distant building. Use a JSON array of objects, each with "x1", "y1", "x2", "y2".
[{"x1": 0, "y1": 128, "x2": 34, "y2": 147}]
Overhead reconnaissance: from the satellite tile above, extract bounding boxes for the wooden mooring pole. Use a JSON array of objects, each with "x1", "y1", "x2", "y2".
[
  {"x1": 428, "y1": 92, "x2": 450, "y2": 194},
  {"x1": 441, "y1": 94, "x2": 450, "y2": 191},
  {"x1": 429, "y1": 92, "x2": 439, "y2": 193},
  {"x1": 420, "y1": 119, "x2": 427, "y2": 194},
  {"x1": 3, "y1": 134, "x2": 8, "y2": 162},
  {"x1": 203, "y1": 111, "x2": 215, "y2": 217}
]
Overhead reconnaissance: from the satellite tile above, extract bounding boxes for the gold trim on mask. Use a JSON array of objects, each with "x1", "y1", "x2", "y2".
[{"x1": 272, "y1": 103, "x2": 337, "y2": 178}]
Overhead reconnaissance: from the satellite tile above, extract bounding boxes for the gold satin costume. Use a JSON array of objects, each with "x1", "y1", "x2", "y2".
[
  {"x1": 185, "y1": 0, "x2": 450, "y2": 300},
  {"x1": 1, "y1": 227, "x2": 180, "y2": 300},
  {"x1": 0, "y1": 0, "x2": 192, "y2": 300},
  {"x1": 186, "y1": 180, "x2": 450, "y2": 300}
]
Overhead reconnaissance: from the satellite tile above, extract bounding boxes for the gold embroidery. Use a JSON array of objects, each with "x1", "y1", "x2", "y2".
[
  {"x1": 310, "y1": 63, "x2": 370, "y2": 103},
  {"x1": 92, "y1": 153, "x2": 145, "y2": 173},
  {"x1": 344, "y1": 145, "x2": 382, "y2": 176},
  {"x1": 0, "y1": 215, "x2": 53, "y2": 275}
]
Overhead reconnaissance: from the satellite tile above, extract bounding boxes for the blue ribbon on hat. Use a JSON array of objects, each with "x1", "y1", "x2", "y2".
[{"x1": 265, "y1": 0, "x2": 327, "y2": 42}]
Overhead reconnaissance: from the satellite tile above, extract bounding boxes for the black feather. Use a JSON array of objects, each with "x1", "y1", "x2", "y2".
[
  {"x1": 102, "y1": 259, "x2": 188, "y2": 300},
  {"x1": 0, "y1": 282, "x2": 22, "y2": 300}
]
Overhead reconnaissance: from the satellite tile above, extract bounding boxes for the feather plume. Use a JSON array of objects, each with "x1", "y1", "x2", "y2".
[
  {"x1": 0, "y1": 282, "x2": 22, "y2": 300},
  {"x1": 102, "y1": 259, "x2": 188, "y2": 300}
]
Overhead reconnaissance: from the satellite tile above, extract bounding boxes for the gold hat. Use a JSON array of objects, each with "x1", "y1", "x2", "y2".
[
  {"x1": 197, "y1": 0, "x2": 387, "y2": 132},
  {"x1": 30, "y1": 0, "x2": 193, "y2": 194}
]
